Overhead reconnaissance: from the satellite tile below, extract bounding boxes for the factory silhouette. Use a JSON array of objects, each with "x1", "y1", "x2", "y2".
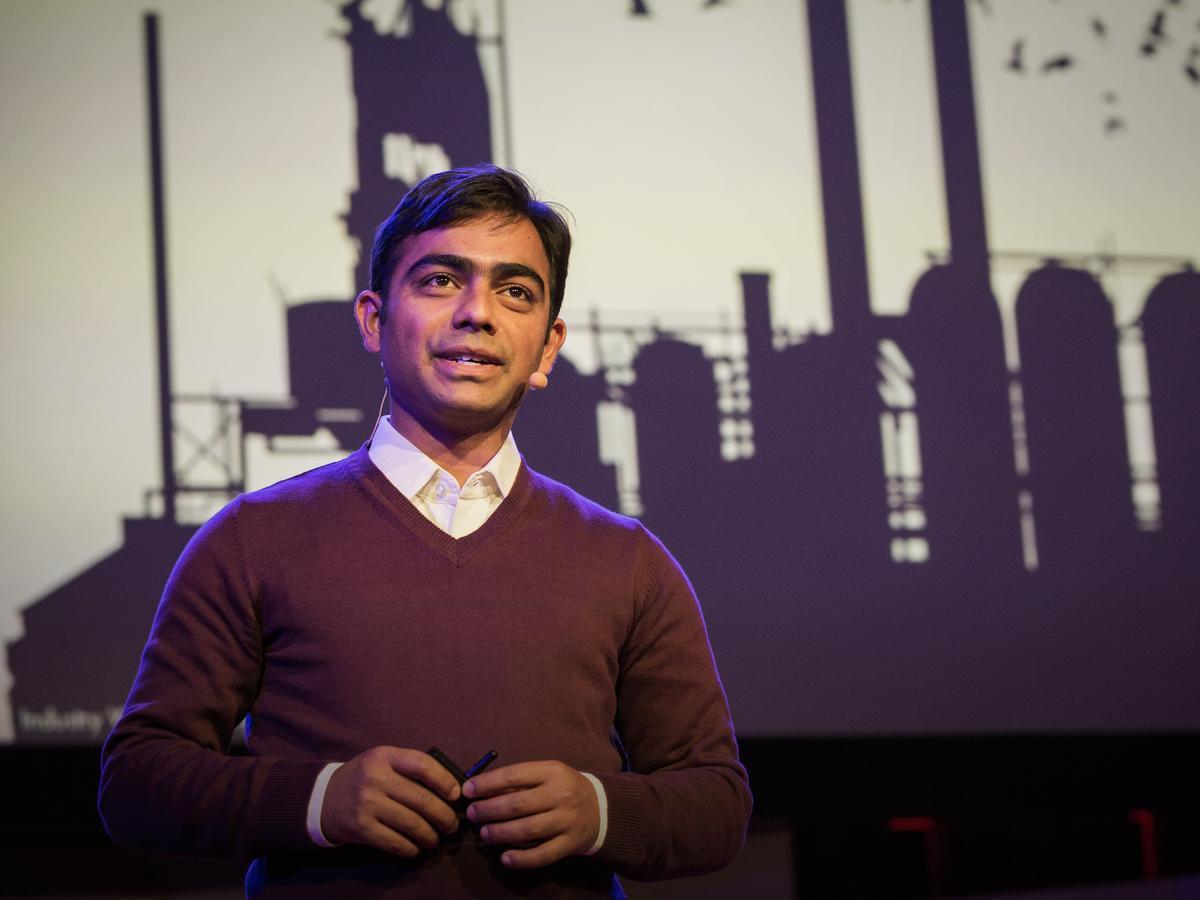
[{"x1": 9, "y1": 1, "x2": 1198, "y2": 741}]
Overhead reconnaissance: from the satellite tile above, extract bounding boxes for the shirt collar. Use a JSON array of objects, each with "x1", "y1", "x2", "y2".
[{"x1": 367, "y1": 415, "x2": 521, "y2": 501}]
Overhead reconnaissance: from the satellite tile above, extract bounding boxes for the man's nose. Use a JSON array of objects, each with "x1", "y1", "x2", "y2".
[{"x1": 452, "y1": 279, "x2": 496, "y2": 332}]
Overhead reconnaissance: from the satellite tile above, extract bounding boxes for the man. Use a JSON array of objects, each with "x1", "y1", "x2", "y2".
[{"x1": 99, "y1": 165, "x2": 751, "y2": 898}]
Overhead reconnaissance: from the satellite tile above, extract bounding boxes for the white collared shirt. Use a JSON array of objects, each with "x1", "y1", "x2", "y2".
[
  {"x1": 367, "y1": 414, "x2": 521, "y2": 538},
  {"x1": 306, "y1": 418, "x2": 608, "y2": 854}
]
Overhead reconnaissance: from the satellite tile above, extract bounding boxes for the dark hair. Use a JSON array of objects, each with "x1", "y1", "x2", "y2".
[{"x1": 369, "y1": 164, "x2": 572, "y2": 324}]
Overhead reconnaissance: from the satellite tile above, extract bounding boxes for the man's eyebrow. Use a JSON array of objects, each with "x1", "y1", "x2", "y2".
[
  {"x1": 491, "y1": 262, "x2": 546, "y2": 298},
  {"x1": 404, "y1": 253, "x2": 475, "y2": 279}
]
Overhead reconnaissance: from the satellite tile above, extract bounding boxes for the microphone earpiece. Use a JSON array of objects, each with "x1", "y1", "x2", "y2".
[{"x1": 527, "y1": 371, "x2": 549, "y2": 390}]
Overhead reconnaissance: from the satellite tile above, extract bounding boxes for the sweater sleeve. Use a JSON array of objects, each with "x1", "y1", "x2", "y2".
[
  {"x1": 590, "y1": 528, "x2": 753, "y2": 879},
  {"x1": 97, "y1": 500, "x2": 326, "y2": 860}
]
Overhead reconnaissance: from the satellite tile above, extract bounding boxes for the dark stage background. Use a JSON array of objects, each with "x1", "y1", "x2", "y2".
[{"x1": 2, "y1": 0, "x2": 1198, "y2": 896}]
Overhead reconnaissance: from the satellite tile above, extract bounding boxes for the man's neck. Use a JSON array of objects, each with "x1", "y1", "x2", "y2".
[{"x1": 386, "y1": 408, "x2": 511, "y2": 486}]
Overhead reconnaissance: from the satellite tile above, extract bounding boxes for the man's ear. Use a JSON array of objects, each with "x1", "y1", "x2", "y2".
[
  {"x1": 354, "y1": 290, "x2": 384, "y2": 353},
  {"x1": 539, "y1": 317, "x2": 567, "y2": 376}
]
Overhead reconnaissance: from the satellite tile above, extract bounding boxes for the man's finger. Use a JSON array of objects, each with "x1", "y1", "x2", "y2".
[
  {"x1": 466, "y1": 785, "x2": 552, "y2": 824},
  {"x1": 477, "y1": 810, "x2": 561, "y2": 846},
  {"x1": 374, "y1": 797, "x2": 443, "y2": 849},
  {"x1": 384, "y1": 747, "x2": 462, "y2": 802},
  {"x1": 381, "y1": 777, "x2": 460, "y2": 836},
  {"x1": 362, "y1": 820, "x2": 423, "y2": 858},
  {"x1": 497, "y1": 834, "x2": 575, "y2": 869},
  {"x1": 463, "y1": 760, "x2": 548, "y2": 799}
]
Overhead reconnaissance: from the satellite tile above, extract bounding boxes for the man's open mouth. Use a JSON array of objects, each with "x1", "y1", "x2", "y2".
[{"x1": 435, "y1": 349, "x2": 502, "y2": 367}]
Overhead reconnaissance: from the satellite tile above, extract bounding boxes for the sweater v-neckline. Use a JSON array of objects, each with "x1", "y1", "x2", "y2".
[{"x1": 348, "y1": 445, "x2": 533, "y2": 566}]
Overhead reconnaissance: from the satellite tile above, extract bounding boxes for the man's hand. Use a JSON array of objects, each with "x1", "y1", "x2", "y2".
[
  {"x1": 321, "y1": 746, "x2": 462, "y2": 857},
  {"x1": 463, "y1": 760, "x2": 599, "y2": 869}
]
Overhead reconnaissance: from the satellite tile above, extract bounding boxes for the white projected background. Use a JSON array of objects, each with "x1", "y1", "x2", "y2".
[{"x1": 2, "y1": 0, "x2": 1196, "y2": 741}]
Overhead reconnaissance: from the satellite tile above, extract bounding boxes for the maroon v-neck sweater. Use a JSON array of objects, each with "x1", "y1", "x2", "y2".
[{"x1": 99, "y1": 447, "x2": 751, "y2": 897}]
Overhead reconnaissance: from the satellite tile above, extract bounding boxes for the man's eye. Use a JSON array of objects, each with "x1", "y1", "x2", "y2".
[
  {"x1": 422, "y1": 274, "x2": 454, "y2": 289},
  {"x1": 502, "y1": 285, "x2": 531, "y2": 301}
]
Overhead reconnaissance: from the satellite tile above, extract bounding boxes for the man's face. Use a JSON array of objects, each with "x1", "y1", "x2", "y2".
[{"x1": 355, "y1": 215, "x2": 566, "y2": 442}]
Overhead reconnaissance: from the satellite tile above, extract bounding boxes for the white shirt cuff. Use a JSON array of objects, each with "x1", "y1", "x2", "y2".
[
  {"x1": 306, "y1": 762, "x2": 344, "y2": 847},
  {"x1": 578, "y1": 772, "x2": 608, "y2": 855}
]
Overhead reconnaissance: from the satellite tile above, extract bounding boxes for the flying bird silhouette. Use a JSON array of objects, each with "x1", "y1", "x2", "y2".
[
  {"x1": 1007, "y1": 39, "x2": 1026, "y2": 73},
  {"x1": 1040, "y1": 55, "x2": 1074, "y2": 73},
  {"x1": 1104, "y1": 116, "x2": 1126, "y2": 136},
  {"x1": 1091, "y1": 17, "x2": 1107, "y2": 39},
  {"x1": 1148, "y1": 10, "x2": 1166, "y2": 40}
]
